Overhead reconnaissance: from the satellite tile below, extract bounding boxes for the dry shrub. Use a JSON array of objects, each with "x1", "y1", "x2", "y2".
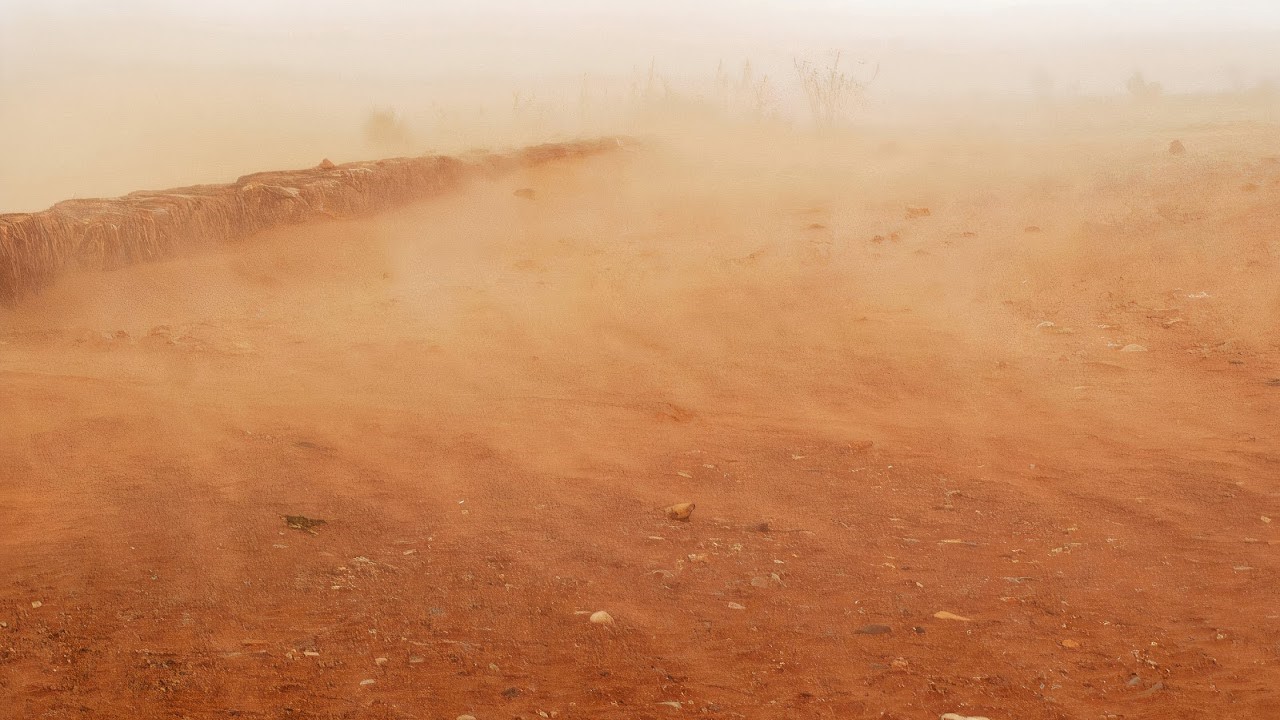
[
  {"x1": 1126, "y1": 72, "x2": 1163, "y2": 102},
  {"x1": 0, "y1": 138, "x2": 629, "y2": 305},
  {"x1": 794, "y1": 52, "x2": 876, "y2": 129}
]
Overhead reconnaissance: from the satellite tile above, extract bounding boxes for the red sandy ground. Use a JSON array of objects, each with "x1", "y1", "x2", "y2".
[{"x1": 2, "y1": 113, "x2": 1279, "y2": 719}]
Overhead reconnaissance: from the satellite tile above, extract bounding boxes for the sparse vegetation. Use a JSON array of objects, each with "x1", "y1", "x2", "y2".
[
  {"x1": 363, "y1": 108, "x2": 414, "y2": 151},
  {"x1": 1126, "y1": 71, "x2": 1163, "y2": 101},
  {"x1": 793, "y1": 52, "x2": 876, "y2": 129}
]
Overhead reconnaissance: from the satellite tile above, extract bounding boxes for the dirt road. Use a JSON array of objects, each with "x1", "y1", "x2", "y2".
[{"x1": 2, "y1": 112, "x2": 1279, "y2": 719}]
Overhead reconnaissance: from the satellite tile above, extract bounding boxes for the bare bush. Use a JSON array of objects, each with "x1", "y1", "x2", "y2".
[
  {"x1": 363, "y1": 108, "x2": 414, "y2": 151},
  {"x1": 1126, "y1": 72, "x2": 1163, "y2": 102},
  {"x1": 793, "y1": 52, "x2": 876, "y2": 129}
]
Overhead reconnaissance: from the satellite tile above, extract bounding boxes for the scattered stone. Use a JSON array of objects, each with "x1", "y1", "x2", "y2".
[
  {"x1": 589, "y1": 610, "x2": 615, "y2": 625},
  {"x1": 1137, "y1": 681, "x2": 1165, "y2": 697},
  {"x1": 728, "y1": 602, "x2": 746, "y2": 610},
  {"x1": 1061, "y1": 639, "x2": 1080, "y2": 649},
  {"x1": 905, "y1": 206, "x2": 931, "y2": 219},
  {"x1": 318, "y1": 158, "x2": 336, "y2": 170},
  {"x1": 933, "y1": 611, "x2": 972, "y2": 622},
  {"x1": 871, "y1": 234, "x2": 886, "y2": 244},
  {"x1": 665, "y1": 502, "x2": 695, "y2": 521},
  {"x1": 1120, "y1": 344, "x2": 1148, "y2": 353},
  {"x1": 284, "y1": 515, "x2": 326, "y2": 534},
  {"x1": 854, "y1": 624, "x2": 892, "y2": 635},
  {"x1": 1168, "y1": 139, "x2": 1186, "y2": 155},
  {"x1": 514, "y1": 188, "x2": 536, "y2": 200}
]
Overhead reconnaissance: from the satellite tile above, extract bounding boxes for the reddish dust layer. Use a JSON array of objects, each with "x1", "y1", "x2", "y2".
[
  {"x1": 1, "y1": 114, "x2": 1279, "y2": 720},
  {"x1": 0, "y1": 139, "x2": 627, "y2": 306}
]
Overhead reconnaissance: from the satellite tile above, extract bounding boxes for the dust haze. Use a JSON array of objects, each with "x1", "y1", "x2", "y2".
[{"x1": 2, "y1": 1, "x2": 1280, "y2": 718}]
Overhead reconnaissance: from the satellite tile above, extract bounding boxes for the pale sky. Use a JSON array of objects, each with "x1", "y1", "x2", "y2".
[{"x1": 5, "y1": 0, "x2": 1280, "y2": 84}]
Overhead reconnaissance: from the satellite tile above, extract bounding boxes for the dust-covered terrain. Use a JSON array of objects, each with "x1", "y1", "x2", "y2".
[{"x1": 2, "y1": 96, "x2": 1279, "y2": 719}]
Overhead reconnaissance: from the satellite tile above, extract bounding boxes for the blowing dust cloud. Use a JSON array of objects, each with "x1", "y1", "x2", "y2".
[{"x1": 2, "y1": 1, "x2": 1280, "y2": 718}]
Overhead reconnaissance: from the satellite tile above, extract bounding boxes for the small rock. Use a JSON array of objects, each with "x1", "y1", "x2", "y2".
[
  {"x1": 284, "y1": 515, "x2": 326, "y2": 533},
  {"x1": 1120, "y1": 344, "x2": 1148, "y2": 353},
  {"x1": 30, "y1": 601, "x2": 42, "y2": 609},
  {"x1": 1061, "y1": 639, "x2": 1080, "y2": 649},
  {"x1": 905, "y1": 206, "x2": 931, "y2": 219},
  {"x1": 458, "y1": 715, "x2": 478, "y2": 720},
  {"x1": 933, "y1": 611, "x2": 972, "y2": 622},
  {"x1": 854, "y1": 624, "x2": 892, "y2": 635},
  {"x1": 1262, "y1": 516, "x2": 1272, "y2": 524},
  {"x1": 302, "y1": 650, "x2": 320, "y2": 657},
  {"x1": 514, "y1": 188, "x2": 536, "y2": 200},
  {"x1": 1127, "y1": 674, "x2": 1142, "y2": 686},
  {"x1": 665, "y1": 502, "x2": 695, "y2": 521},
  {"x1": 1137, "y1": 681, "x2": 1165, "y2": 697},
  {"x1": 409, "y1": 656, "x2": 425, "y2": 664},
  {"x1": 657, "y1": 701, "x2": 682, "y2": 709},
  {"x1": 727, "y1": 602, "x2": 746, "y2": 610},
  {"x1": 941, "y1": 714, "x2": 991, "y2": 720},
  {"x1": 1168, "y1": 139, "x2": 1186, "y2": 155},
  {"x1": 1024, "y1": 225, "x2": 1042, "y2": 233},
  {"x1": 318, "y1": 158, "x2": 336, "y2": 170},
  {"x1": 374, "y1": 657, "x2": 388, "y2": 666},
  {"x1": 502, "y1": 687, "x2": 521, "y2": 699},
  {"x1": 359, "y1": 679, "x2": 376, "y2": 686},
  {"x1": 589, "y1": 610, "x2": 615, "y2": 625}
]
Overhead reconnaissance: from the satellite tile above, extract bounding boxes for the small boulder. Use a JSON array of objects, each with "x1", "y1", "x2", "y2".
[{"x1": 665, "y1": 502, "x2": 695, "y2": 521}]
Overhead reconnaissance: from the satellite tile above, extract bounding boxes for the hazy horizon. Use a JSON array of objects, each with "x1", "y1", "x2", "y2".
[{"x1": 3, "y1": 0, "x2": 1279, "y2": 210}]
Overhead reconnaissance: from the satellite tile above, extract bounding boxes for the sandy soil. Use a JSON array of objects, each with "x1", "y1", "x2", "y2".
[{"x1": 2, "y1": 109, "x2": 1279, "y2": 719}]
